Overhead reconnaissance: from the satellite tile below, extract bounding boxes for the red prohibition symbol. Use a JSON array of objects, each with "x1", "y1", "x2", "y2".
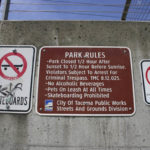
[
  {"x1": 146, "y1": 67, "x2": 150, "y2": 85},
  {"x1": 0, "y1": 52, "x2": 27, "y2": 80}
]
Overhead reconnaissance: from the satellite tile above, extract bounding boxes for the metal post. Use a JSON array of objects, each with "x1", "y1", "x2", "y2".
[
  {"x1": 121, "y1": 0, "x2": 131, "y2": 20},
  {"x1": 2, "y1": 0, "x2": 10, "y2": 20}
]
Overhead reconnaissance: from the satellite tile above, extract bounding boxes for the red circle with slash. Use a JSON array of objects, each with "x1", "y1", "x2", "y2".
[
  {"x1": 0, "y1": 52, "x2": 27, "y2": 80},
  {"x1": 146, "y1": 67, "x2": 150, "y2": 85}
]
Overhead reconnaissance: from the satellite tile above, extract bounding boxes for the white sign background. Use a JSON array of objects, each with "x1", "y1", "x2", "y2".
[
  {"x1": 141, "y1": 60, "x2": 150, "y2": 104},
  {"x1": 0, "y1": 46, "x2": 36, "y2": 113}
]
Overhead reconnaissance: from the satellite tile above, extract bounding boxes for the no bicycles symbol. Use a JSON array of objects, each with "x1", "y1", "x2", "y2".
[
  {"x1": 146, "y1": 67, "x2": 150, "y2": 85},
  {"x1": 0, "y1": 51, "x2": 27, "y2": 80}
]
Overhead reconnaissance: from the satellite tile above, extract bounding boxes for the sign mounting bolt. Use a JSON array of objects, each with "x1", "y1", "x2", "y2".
[
  {"x1": 13, "y1": 49, "x2": 17, "y2": 54},
  {"x1": 124, "y1": 49, "x2": 127, "y2": 53},
  {"x1": 6, "y1": 105, "x2": 10, "y2": 110}
]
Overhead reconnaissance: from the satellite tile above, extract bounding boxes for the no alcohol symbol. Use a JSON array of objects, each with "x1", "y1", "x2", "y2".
[
  {"x1": 0, "y1": 50, "x2": 27, "y2": 80},
  {"x1": 146, "y1": 67, "x2": 150, "y2": 85}
]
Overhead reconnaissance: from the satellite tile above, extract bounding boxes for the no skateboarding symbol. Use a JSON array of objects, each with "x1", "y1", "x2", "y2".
[
  {"x1": 0, "y1": 50, "x2": 27, "y2": 80},
  {"x1": 0, "y1": 46, "x2": 36, "y2": 113},
  {"x1": 141, "y1": 60, "x2": 150, "y2": 104}
]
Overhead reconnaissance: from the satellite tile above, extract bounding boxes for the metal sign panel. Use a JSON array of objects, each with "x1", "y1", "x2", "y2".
[
  {"x1": 37, "y1": 46, "x2": 135, "y2": 116},
  {"x1": 140, "y1": 60, "x2": 150, "y2": 104},
  {"x1": 0, "y1": 46, "x2": 36, "y2": 113}
]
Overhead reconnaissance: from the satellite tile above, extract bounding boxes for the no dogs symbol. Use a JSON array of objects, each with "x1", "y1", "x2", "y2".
[{"x1": 0, "y1": 51, "x2": 27, "y2": 80}]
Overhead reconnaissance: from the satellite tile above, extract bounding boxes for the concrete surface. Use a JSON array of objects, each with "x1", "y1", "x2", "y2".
[{"x1": 0, "y1": 21, "x2": 150, "y2": 150}]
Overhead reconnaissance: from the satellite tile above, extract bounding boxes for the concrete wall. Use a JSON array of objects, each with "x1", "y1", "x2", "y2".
[{"x1": 0, "y1": 21, "x2": 150, "y2": 150}]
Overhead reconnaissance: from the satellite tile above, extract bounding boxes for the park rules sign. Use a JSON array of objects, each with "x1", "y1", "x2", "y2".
[
  {"x1": 0, "y1": 46, "x2": 36, "y2": 113},
  {"x1": 37, "y1": 46, "x2": 135, "y2": 116}
]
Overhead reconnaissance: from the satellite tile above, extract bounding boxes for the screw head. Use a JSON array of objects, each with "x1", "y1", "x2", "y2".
[
  {"x1": 124, "y1": 50, "x2": 127, "y2": 53},
  {"x1": 6, "y1": 105, "x2": 10, "y2": 110}
]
